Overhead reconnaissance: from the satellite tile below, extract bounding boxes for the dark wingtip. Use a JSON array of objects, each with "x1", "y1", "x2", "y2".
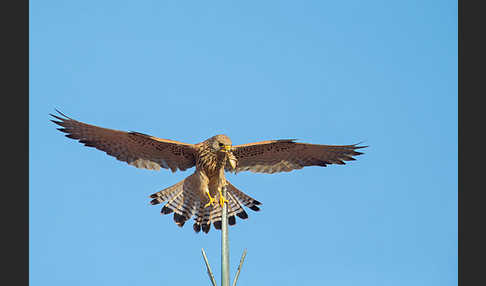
[
  {"x1": 228, "y1": 215, "x2": 236, "y2": 226},
  {"x1": 193, "y1": 223, "x2": 201, "y2": 233},
  {"x1": 54, "y1": 108, "x2": 71, "y2": 119},
  {"x1": 50, "y1": 114, "x2": 65, "y2": 122},
  {"x1": 213, "y1": 220, "x2": 222, "y2": 230},
  {"x1": 150, "y1": 198, "x2": 161, "y2": 205},
  {"x1": 50, "y1": 109, "x2": 75, "y2": 127},
  {"x1": 50, "y1": 119, "x2": 63, "y2": 126},
  {"x1": 353, "y1": 141, "x2": 369, "y2": 150}
]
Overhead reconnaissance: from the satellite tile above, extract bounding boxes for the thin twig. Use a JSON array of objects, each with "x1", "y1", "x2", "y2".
[
  {"x1": 201, "y1": 248, "x2": 218, "y2": 286},
  {"x1": 232, "y1": 249, "x2": 247, "y2": 286}
]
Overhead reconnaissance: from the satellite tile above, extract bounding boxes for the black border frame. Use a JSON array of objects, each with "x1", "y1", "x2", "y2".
[{"x1": 3, "y1": 0, "x2": 29, "y2": 285}]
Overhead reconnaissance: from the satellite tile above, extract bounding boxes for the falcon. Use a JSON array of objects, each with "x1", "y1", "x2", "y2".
[{"x1": 51, "y1": 110, "x2": 367, "y2": 233}]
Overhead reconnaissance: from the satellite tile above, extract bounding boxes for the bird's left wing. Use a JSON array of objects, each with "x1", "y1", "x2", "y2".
[
  {"x1": 226, "y1": 139, "x2": 366, "y2": 174},
  {"x1": 51, "y1": 110, "x2": 198, "y2": 172}
]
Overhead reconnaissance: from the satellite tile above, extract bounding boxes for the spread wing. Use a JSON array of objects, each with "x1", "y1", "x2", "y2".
[
  {"x1": 226, "y1": 139, "x2": 366, "y2": 174},
  {"x1": 50, "y1": 110, "x2": 198, "y2": 172}
]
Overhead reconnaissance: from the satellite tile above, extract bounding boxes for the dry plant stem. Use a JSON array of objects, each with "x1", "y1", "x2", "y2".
[
  {"x1": 201, "y1": 248, "x2": 217, "y2": 286},
  {"x1": 232, "y1": 249, "x2": 247, "y2": 286}
]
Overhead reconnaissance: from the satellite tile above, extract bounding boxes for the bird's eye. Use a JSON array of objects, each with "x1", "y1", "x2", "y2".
[{"x1": 218, "y1": 143, "x2": 224, "y2": 147}]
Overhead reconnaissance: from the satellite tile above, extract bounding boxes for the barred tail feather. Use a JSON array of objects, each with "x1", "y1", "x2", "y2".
[
  {"x1": 226, "y1": 181, "x2": 262, "y2": 211},
  {"x1": 150, "y1": 177, "x2": 262, "y2": 234},
  {"x1": 192, "y1": 180, "x2": 261, "y2": 233},
  {"x1": 149, "y1": 177, "x2": 199, "y2": 228}
]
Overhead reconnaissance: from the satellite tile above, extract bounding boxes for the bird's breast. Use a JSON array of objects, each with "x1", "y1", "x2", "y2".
[{"x1": 196, "y1": 150, "x2": 227, "y2": 176}]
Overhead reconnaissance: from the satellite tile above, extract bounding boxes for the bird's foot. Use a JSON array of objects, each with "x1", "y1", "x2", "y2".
[
  {"x1": 204, "y1": 191, "x2": 216, "y2": 208},
  {"x1": 218, "y1": 189, "x2": 229, "y2": 207}
]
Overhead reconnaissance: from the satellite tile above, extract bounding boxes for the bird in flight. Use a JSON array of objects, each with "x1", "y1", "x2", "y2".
[{"x1": 51, "y1": 110, "x2": 367, "y2": 234}]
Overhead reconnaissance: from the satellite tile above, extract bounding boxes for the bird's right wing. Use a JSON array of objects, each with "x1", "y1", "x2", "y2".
[{"x1": 50, "y1": 110, "x2": 198, "y2": 172}]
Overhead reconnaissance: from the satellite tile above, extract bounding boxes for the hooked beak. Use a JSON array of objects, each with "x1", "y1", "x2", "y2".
[{"x1": 223, "y1": 145, "x2": 232, "y2": 152}]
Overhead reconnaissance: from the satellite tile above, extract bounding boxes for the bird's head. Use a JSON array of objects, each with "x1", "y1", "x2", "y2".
[{"x1": 208, "y1": 134, "x2": 233, "y2": 153}]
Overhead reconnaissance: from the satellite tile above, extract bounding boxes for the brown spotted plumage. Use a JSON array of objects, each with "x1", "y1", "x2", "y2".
[{"x1": 51, "y1": 110, "x2": 366, "y2": 234}]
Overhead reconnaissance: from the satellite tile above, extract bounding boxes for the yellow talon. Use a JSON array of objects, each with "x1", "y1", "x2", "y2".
[
  {"x1": 204, "y1": 191, "x2": 216, "y2": 208},
  {"x1": 218, "y1": 188, "x2": 229, "y2": 207}
]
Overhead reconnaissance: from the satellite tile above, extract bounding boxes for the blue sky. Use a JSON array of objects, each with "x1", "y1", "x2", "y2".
[{"x1": 30, "y1": 1, "x2": 457, "y2": 285}]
